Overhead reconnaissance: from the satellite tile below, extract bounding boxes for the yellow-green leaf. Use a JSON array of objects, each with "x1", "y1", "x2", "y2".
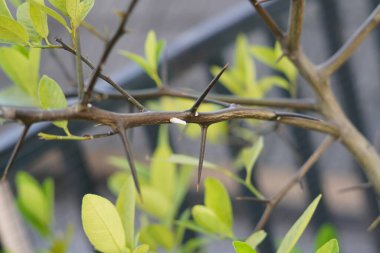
[
  {"x1": 256, "y1": 76, "x2": 289, "y2": 96},
  {"x1": 140, "y1": 224, "x2": 175, "y2": 250},
  {"x1": 108, "y1": 171, "x2": 130, "y2": 195},
  {"x1": 234, "y1": 34, "x2": 255, "y2": 89},
  {"x1": 145, "y1": 30, "x2": 157, "y2": 70},
  {"x1": 116, "y1": 175, "x2": 135, "y2": 250},
  {"x1": 133, "y1": 244, "x2": 149, "y2": 253},
  {"x1": 30, "y1": 0, "x2": 70, "y2": 32},
  {"x1": 0, "y1": 15, "x2": 29, "y2": 45},
  {"x1": 277, "y1": 195, "x2": 322, "y2": 253},
  {"x1": 17, "y1": 3, "x2": 42, "y2": 43},
  {"x1": 79, "y1": 0, "x2": 94, "y2": 23},
  {"x1": 38, "y1": 75, "x2": 68, "y2": 131},
  {"x1": 48, "y1": 0, "x2": 68, "y2": 15},
  {"x1": 137, "y1": 185, "x2": 171, "y2": 220},
  {"x1": 192, "y1": 205, "x2": 232, "y2": 237},
  {"x1": 0, "y1": 0, "x2": 13, "y2": 19},
  {"x1": 245, "y1": 230, "x2": 267, "y2": 249},
  {"x1": 204, "y1": 177, "x2": 233, "y2": 229},
  {"x1": 316, "y1": 239, "x2": 339, "y2": 253},
  {"x1": 82, "y1": 194, "x2": 126, "y2": 253},
  {"x1": 66, "y1": 0, "x2": 79, "y2": 26},
  {"x1": 30, "y1": 0, "x2": 49, "y2": 39},
  {"x1": 233, "y1": 241, "x2": 257, "y2": 253},
  {"x1": 240, "y1": 137, "x2": 263, "y2": 184}
]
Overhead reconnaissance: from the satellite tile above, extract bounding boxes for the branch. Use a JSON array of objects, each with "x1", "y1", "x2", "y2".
[
  {"x1": 319, "y1": 3, "x2": 380, "y2": 76},
  {"x1": 0, "y1": 105, "x2": 338, "y2": 136},
  {"x1": 287, "y1": 0, "x2": 305, "y2": 53},
  {"x1": 248, "y1": 0, "x2": 285, "y2": 42},
  {"x1": 82, "y1": 0, "x2": 140, "y2": 107},
  {"x1": 197, "y1": 125, "x2": 209, "y2": 191},
  {"x1": 255, "y1": 136, "x2": 335, "y2": 230},
  {"x1": 1, "y1": 125, "x2": 30, "y2": 181}
]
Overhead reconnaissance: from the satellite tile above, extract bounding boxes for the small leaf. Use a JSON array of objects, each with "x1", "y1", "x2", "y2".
[
  {"x1": 79, "y1": 0, "x2": 94, "y2": 22},
  {"x1": 240, "y1": 137, "x2": 263, "y2": 184},
  {"x1": 145, "y1": 30, "x2": 157, "y2": 70},
  {"x1": 133, "y1": 244, "x2": 149, "y2": 253},
  {"x1": 168, "y1": 154, "x2": 219, "y2": 169},
  {"x1": 16, "y1": 171, "x2": 51, "y2": 237},
  {"x1": 256, "y1": 76, "x2": 289, "y2": 95},
  {"x1": 245, "y1": 230, "x2": 267, "y2": 249},
  {"x1": 210, "y1": 66, "x2": 241, "y2": 95},
  {"x1": 277, "y1": 195, "x2": 322, "y2": 253},
  {"x1": 48, "y1": 0, "x2": 68, "y2": 16},
  {"x1": 30, "y1": 0, "x2": 70, "y2": 32},
  {"x1": 137, "y1": 185, "x2": 171, "y2": 220},
  {"x1": 0, "y1": 0, "x2": 13, "y2": 19},
  {"x1": 192, "y1": 205, "x2": 232, "y2": 237},
  {"x1": 314, "y1": 224, "x2": 338, "y2": 251},
  {"x1": 38, "y1": 75, "x2": 68, "y2": 131},
  {"x1": 108, "y1": 171, "x2": 130, "y2": 195},
  {"x1": 30, "y1": 0, "x2": 49, "y2": 39},
  {"x1": 38, "y1": 133, "x2": 92, "y2": 140},
  {"x1": 17, "y1": 2, "x2": 43, "y2": 43},
  {"x1": 116, "y1": 175, "x2": 135, "y2": 250},
  {"x1": 66, "y1": 0, "x2": 79, "y2": 26},
  {"x1": 315, "y1": 239, "x2": 339, "y2": 253},
  {"x1": 204, "y1": 177, "x2": 233, "y2": 229},
  {"x1": 42, "y1": 178, "x2": 55, "y2": 228},
  {"x1": 0, "y1": 15, "x2": 29, "y2": 45},
  {"x1": 140, "y1": 224, "x2": 175, "y2": 250},
  {"x1": 82, "y1": 194, "x2": 126, "y2": 253},
  {"x1": 234, "y1": 34, "x2": 255, "y2": 89},
  {"x1": 233, "y1": 241, "x2": 257, "y2": 253}
]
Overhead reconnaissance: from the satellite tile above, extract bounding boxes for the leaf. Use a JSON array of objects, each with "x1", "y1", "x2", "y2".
[
  {"x1": 9, "y1": 0, "x2": 21, "y2": 7},
  {"x1": 66, "y1": 0, "x2": 79, "y2": 26},
  {"x1": 145, "y1": 30, "x2": 158, "y2": 71},
  {"x1": 210, "y1": 66, "x2": 241, "y2": 95},
  {"x1": 79, "y1": 0, "x2": 94, "y2": 22},
  {"x1": 48, "y1": 0, "x2": 68, "y2": 16},
  {"x1": 315, "y1": 239, "x2": 339, "y2": 253},
  {"x1": 42, "y1": 178, "x2": 55, "y2": 227},
  {"x1": 168, "y1": 154, "x2": 219, "y2": 170},
  {"x1": 277, "y1": 195, "x2": 322, "y2": 253},
  {"x1": 38, "y1": 132, "x2": 92, "y2": 140},
  {"x1": 191, "y1": 205, "x2": 232, "y2": 237},
  {"x1": 133, "y1": 244, "x2": 150, "y2": 253},
  {"x1": 0, "y1": 0, "x2": 13, "y2": 19},
  {"x1": 108, "y1": 171, "x2": 130, "y2": 195},
  {"x1": 38, "y1": 75, "x2": 69, "y2": 131},
  {"x1": 0, "y1": 15, "x2": 29, "y2": 45},
  {"x1": 140, "y1": 224, "x2": 175, "y2": 250},
  {"x1": 234, "y1": 34, "x2": 255, "y2": 90},
  {"x1": 137, "y1": 185, "x2": 171, "y2": 220},
  {"x1": 256, "y1": 76, "x2": 289, "y2": 95},
  {"x1": 233, "y1": 241, "x2": 257, "y2": 253},
  {"x1": 240, "y1": 137, "x2": 263, "y2": 184},
  {"x1": 245, "y1": 230, "x2": 267, "y2": 249},
  {"x1": 16, "y1": 171, "x2": 51, "y2": 237},
  {"x1": 116, "y1": 175, "x2": 135, "y2": 250},
  {"x1": 119, "y1": 50, "x2": 158, "y2": 84},
  {"x1": 30, "y1": 0, "x2": 70, "y2": 31},
  {"x1": 17, "y1": 3, "x2": 42, "y2": 44},
  {"x1": 274, "y1": 42, "x2": 297, "y2": 83},
  {"x1": 0, "y1": 85, "x2": 37, "y2": 106},
  {"x1": 150, "y1": 125, "x2": 176, "y2": 201},
  {"x1": 30, "y1": 0, "x2": 49, "y2": 39},
  {"x1": 314, "y1": 224, "x2": 338, "y2": 251},
  {"x1": 204, "y1": 177, "x2": 233, "y2": 229},
  {"x1": 82, "y1": 194, "x2": 126, "y2": 253}
]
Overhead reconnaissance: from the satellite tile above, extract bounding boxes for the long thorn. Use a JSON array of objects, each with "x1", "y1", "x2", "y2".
[
  {"x1": 117, "y1": 125, "x2": 142, "y2": 198},
  {"x1": 197, "y1": 125, "x2": 209, "y2": 191},
  {"x1": 190, "y1": 64, "x2": 228, "y2": 114},
  {"x1": 1, "y1": 125, "x2": 30, "y2": 181}
]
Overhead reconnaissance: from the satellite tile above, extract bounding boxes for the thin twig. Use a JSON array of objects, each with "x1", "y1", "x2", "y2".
[
  {"x1": 338, "y1": 182, "x2": 372, "y2": 193},
  {"x1": 287, "y1": 0, "x2": 305, "y2": 53},
  {"x1": 197, "y1": 125, "x2": 209, "y2": 191},
  {"x1": 248, "y1": 0, "x2": 285, "y2": 42},
  {"x1": 81, "y1": 21, "x2": 108, "y2": 43},
  {"x1": 319, "y1": 4, "x2": 380, "y2": 76},
  {"x1": 73, "y1": 30, "x2": 85, "y2": 99},
  {"x1": 82, "y1": 0, "x2": 140, "y2": 107},
  {"x1": 190, "y1": 64, "x2": 228, "y2": 114},
  {"x1": 255, "y1": 136, "x2": 335, "y2": 230},
  {"x1": 1, "y1": 125, "x2": 30, "y2": 181}
]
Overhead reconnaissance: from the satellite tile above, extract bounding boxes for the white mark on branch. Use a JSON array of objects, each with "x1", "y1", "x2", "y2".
[{"x1": 170, "y1": 117, "x2": 187, "y2": 125}]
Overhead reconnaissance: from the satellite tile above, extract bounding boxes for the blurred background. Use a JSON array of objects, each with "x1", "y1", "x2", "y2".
[{"x1": 1, "y1": 0, "x2": 380, "y2": 252}]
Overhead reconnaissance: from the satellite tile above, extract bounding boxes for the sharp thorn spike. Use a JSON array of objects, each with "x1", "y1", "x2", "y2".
[{"x1": 197, "y1": 125, "x2": 208, "y2": 190}]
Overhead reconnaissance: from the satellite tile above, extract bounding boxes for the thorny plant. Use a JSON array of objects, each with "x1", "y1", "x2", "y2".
[{"x1": 0, "y1": 0, "x2": 379, "y2": 252}]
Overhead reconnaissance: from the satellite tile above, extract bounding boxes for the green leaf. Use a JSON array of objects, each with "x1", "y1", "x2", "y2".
[
  {"x1": 204, "y1": 177, "x2": 233, "y2": 229},
  {"x1": 17, "y1": 3, "x2": 43, "y2": 43},
  {"x1": 315, "y1": 239, "x2": 339, "y2": 253},
  {"x1": 30, "y1": 0, "x2": 49, "y2": 39},
  {"x1": 191, "y1": 205, "x2": 232, "y2": 237},
  {"x1": 0, "y1": 85, "x2": 37, "y2": 106},
  {"x1": 133, "y1": 244, "x2": 149, "y2": 253},
  {"x1": 9, "y1": 0, "x2": 21, "y2": 7},
  {"x1": 38, "y1": 132, "x2": 92, "y2": 140},
  {"x1": 79, "y1": 0, "x2": 94, "y2": 22},
  {"x1": 140, "y1": 224, "x2": 175, "y2": 250},
  {"x1": 0, "y1": 15, "x2": 29, "y2": 45},
  {"x1": 16, "y1": 171, "x2": 51, "y2": 237},
  {"x1": 233, "y1": 241, "x2": 257, "y2": 253},
  {"x1": 314, "y1": 224, "x2": 338, "y2": 251},
  {"x1": 245, "y1": 230, "x2": 267, "y2": 249},
  {"x1": 137, "y1": 185, "x2": 171, "y2": 220},
  {"x1": 50, "y1": 224, "x2": 74, "y2": 253},
  {"x1": 256, "y1": 76, "x2": 289, "y2": 95},
  {"x1": 66, "y1": 0, "x2": 79, "y2": 26},
  {"x1": 38, "y1": 75, "x2": 69, "y2": 131},
  {"x1": 234, "y1": 34, "x2": 255, "y2": 89},
  {"x1": 277, "y1": 195, "x2": 322, "y2": 253},
  {"x1": 0, "y1": 0, "x2": 13, "y2": 19},
  {"x1": 168, "y1": 154, "x2": 219, "y2": 170},
  {"x1": 30, "y1": 0, "x2": 70, "y2": 32},
  {"x1": 210, "y1": 66, "x2": 241, "y2": 95},
  {"x1": 42, "y1": 178, "x2": 55, "y2": 228},
  {"x1": 145, "y1": 30, "x2": 158, "y2": 70},
  {"x1": 108, "y1": 171, "x2": 130, "y2": 195},
  {"x1": 116, "y1": 175, "x2": 135, "y2": 250},
  {"x1": 150, "y1": 125, "x2": 176, "y2": 201},
  {"x1": 120, "y1": 50, "x2": 159, "y2": 84},
  {"x1": 82, "y1": 194, "x2": 126, "y2": 253},
  {"x1": 48, "y1": 0, "x2": 68, "y2": 16},
  {"x1": 240, "y1": 137, "x2": 263, "y2": 184}
]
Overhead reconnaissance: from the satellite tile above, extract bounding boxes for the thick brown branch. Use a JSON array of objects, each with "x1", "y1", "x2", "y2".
[
  {"x1": 319, "y1": 3, "x2": 380, "y2": 76},
  {"x1": 82, "y1": 0, "x2": 140, "y2": 107},
  {"x1": 287, "y1": 0, "x2": 305, "y2": 53},
  {"x1": 255, "y1": 136, "x2": 335, "y2": 231}
]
